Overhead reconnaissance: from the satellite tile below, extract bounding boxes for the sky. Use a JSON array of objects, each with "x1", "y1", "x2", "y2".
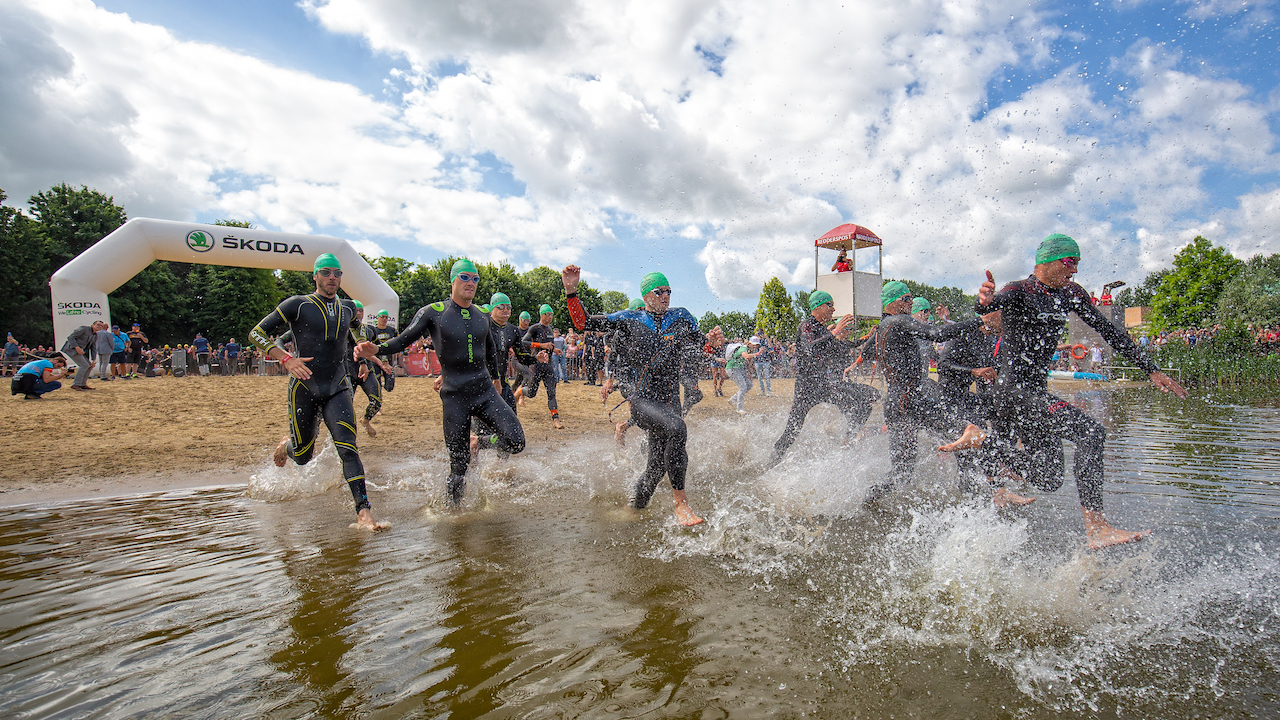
[{"x1": 1, "y1": 0, "x2": 1277, "y2": 314}]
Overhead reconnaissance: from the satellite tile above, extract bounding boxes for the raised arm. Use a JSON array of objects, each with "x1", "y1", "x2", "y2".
[
  {"x1": 561, "y1": 264, "x2": 618, "y2": 333},
  {"x1": 375, "y1": 305, "x2": 435, "y2": 356}
]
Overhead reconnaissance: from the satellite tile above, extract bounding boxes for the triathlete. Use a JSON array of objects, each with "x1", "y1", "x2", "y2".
[
  {"x1": 369, "y1": 309, "x2": 397, "y2": 391},
  {"x1": 864, "y1": 281, "x2": 995, "y2": 504},
  {"x1": 347, "y1": 301, "x2": 388, "y2": 438},
  {"x1": 604, "y1": 298, "x2": 644, "y2": 446},
  {"x1": 510, "y1": 311, "x2": 536, "y2": 406},
  {"x1": 521, "y1": 304, "x2": 564, "y2": 429},
  {"x1": 936, "y1": 309, "x2": 999, "y2": 419},
  {"x1": 766, "y1": 290, "x2": 880, "y2": 468},
  {"x1": 251, "y1": 253, "x2": 386, "y2": 531},
  {"x1": 355, "y1": 259, "x2": 525, "y2": 504},
  {"x1": 977, "y1": 234, "x2": 1187, "y2": 549},
  {"x1": 564, "y1": 266, "x2": 705, "y2": 526},
  {"x1": 470, "y1": 292, "x2": 521, "y2": 457}
]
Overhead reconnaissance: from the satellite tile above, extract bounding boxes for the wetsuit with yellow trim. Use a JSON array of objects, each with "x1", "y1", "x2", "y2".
[
  {"x1": 250, "y1": 293, "x2": 371, "y2": 513},
  {"x1": 373, "y1": 298, "x2": 525, "y2": 503},
  {"x1": 567, "y1": 294, "x2": 704, "y2": 509}
]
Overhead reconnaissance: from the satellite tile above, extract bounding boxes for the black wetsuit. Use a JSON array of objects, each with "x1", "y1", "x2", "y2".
[
  {"x1": 768, "y1": 316, "x2": 879, "y2": 467},
  {"x1": 583, "y1": 332, "x2": 604, "y2": 384},
  {"x1": 347, "y1": 323, "x2": 383, "y2": 421},
  {"x1": 980, "y1": 275, "x2": 1160, "y2": 511},
  {"x1": 569, "y1": 295, "x2": 704, "y2": 508},
  {"x1": 369, "y1": 322, "x2": 397, "y2": 391},
  {"x1": 472, "y1": 318, "x2": 520, "y2": 439},
  {"x1": 511, "y1": 325, "x2": 536, "y2": 388},
  {"x1": 937, "y1": 325, "x2": 998, "y2": 419},
  {"x1": 250, "y1": 293, "x2": 371, "y2": 513},
  {"x1": 374, "y1": 299, "x2": 525, "y2": 502},
  {"x1": 866, "y1": 313, "x2": 989, "y2": 498},
  {"x1": 521, "y1": 322, "x2": 559, "y2": 416},
  {"x1": 679, "y1": 339, "x2": 708, "y2": 416}
]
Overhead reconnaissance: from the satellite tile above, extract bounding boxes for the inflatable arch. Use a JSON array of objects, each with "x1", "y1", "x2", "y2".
[{"x1": 50, "y1": 218, "x2": 400, "y2": 349}]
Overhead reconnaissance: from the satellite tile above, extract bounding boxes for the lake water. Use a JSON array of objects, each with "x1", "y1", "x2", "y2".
[{"x1": 2, "y1": 385, "x2": 1277, "y2": 718}]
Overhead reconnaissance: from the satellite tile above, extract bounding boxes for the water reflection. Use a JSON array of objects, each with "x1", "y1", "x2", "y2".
[{"x1": 0, "y1": 386, "x2": 1277, "y2": 717}]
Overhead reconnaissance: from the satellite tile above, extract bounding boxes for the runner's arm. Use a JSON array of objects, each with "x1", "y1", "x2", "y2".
[{"x1": 376, "y1": 305, "x2": 435, "y2": 356}]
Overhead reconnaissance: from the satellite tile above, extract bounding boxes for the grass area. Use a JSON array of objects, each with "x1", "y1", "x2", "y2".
[{"x1": 1147, "y1": 344, "x2": 1280, "y2": 386}]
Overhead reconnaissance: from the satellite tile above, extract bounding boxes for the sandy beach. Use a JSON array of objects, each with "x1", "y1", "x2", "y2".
[{"x1": 1, "y1": 372, "x2": 800, "y2": 503}]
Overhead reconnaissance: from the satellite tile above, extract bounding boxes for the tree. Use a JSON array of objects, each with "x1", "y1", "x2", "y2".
[
  {"x1": 0, "y1": 190, "x2": 53, "y2": 345},
  {"x1": 791, "y1": 291, "x2": 811, "y2": 323},
  {"x1": 755, "y1": 277, "x2": 799, "y2": 340},
  {"x1": 600, "y1": 290, "x2": 629, "y2": 313},
  {"x1": 719, "y1": 311, "x2": 755, "y2": 340},
  {"x1": 1217, "y1": 254, "x2": 1280, "y2": 327},
  {"x1": 1151, "y1": 236, "x2": 1244, "y2": 329},
  {"x1": 894, "y1": 279, "x2": 977, "y2": 320},
  {"x1": 188, "y1": 265, "x2": 281, "y2": 342},
  {"x1": 698, "y1": 311, "x2": 721, "y2": 333},
  {"x1": 1115, "y1": 269, "x2": 1168, "y2": 308},
  {"x1": 29, "y1": 184, "x2": 127, "y2": 270}
]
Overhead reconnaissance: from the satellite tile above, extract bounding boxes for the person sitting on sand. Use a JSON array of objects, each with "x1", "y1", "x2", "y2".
[
  {"x1": 563, "y1": 265, "x2": 705, "y2": 526},
  {"x1": 977, "y1": 233, "x2": 1187, "y2": 549},
  {"x1": 250, "y1": 253, "x2": 387, "y2": 531}
]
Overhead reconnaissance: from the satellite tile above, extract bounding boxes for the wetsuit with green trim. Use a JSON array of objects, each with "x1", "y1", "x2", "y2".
[
  {"x1": 373, "y1": 299, "x2": 525, "y2": 502},
  {"x1": 937, "y1": 325, "x2": 997, "y2": 419},
  {"x1": 521, "y1": 322, "x2": 560, "y2": 420},
  {"x1": 568, "y1": 294, "x2": 704, "y2": 508},
  {"x1": 865, "y1": 313, "x2": 992, "y2": 500},
  {"x1": 369, "y1": 322, "x2": 397, "y2": 391},
  {"x1": 472, "y1": 317, "x2": 520, "y2": 440},
  {"x1": 767, "y1": 315, "x2": 879, "y2": 468},
  {"x1": 347, "y1": 323, "x2": 382, "y2": 421},
  {"x1": 979, "y1": 275, "x2": 1161, "y2": 511},
  {"x1": 250, "y1": 294, "x2": 371, "y2": 513}
]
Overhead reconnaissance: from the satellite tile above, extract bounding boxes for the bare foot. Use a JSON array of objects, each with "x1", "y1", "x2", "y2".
[
  {"x1": 938, "y1": 423, "x2": 986, "y2": 452},
  {"x1": 361, "y1": 417, "x2": 377, "y2": 438},
  {"x1": 1083, "y1": 508, "x2": 1151, "y2": 550},
  {"x1": 273, "y1": 436, "x2": 290, "y2": 467},
  {"x1": 515, "y1": 389, "x2": 525, "y2": 407},
  {"x1": 615, "y1": 421, "x2": 629, "y2": 447},
  {"x1": 993, "y1": 485, "x2": 1036, "y2": 507},
  {"x1": 351, "y1": 508, "x2": 390, "y2": 532},
  {"x1": 552, "y1": 415, "x2": 564, "y2": 430},
  {"x1": 672, "y1": 490, "x2": 704, "y2": 527}
]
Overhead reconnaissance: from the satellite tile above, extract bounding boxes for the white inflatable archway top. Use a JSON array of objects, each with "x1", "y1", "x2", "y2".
[{"x1": 50, "y1": 218, "x2": 399, "y2": 350}]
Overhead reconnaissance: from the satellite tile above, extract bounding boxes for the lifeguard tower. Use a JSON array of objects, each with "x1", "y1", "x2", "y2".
[{"x1": 813, "y1": 223, "x2": 883, "y2": 319}]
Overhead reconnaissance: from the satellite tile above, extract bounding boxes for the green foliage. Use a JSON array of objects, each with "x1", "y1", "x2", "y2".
[
  {"x1": 214, "y1": 219, "x2": 254, "y2": 229},
  {"x1": 698, "y1": 311, "x2": 721, "y2": 333},
  {"x1": 1150, "y1": 342, "x2": 1280, "y2": 386},
  {"x1": 1216, "y1": 254, "x2": 1280, "y2": 327},
  {"x1": 718, "y1": 311, "x2": 755, "y2": 340},
  {"x1": 791, "y1": 291, "x2": 810, "y2": 322},
  {"x1": 0, "y1": 190, "x2": 53, "y2": 344},
  {"x1": 891, "y1": 279, "x2": 977, "y2": 320},
  {"x1": 109, "y1": 261, "x2": 185, "y2": 341},
  {"x1": 1115, "y1": 269, "x2": 1168, "y2": 308},
  {"x1": 1151, "y1": 236, "x2": 1243, "y2": 330},
  {"x1": 188, "y1": 265, "x2": 282, "y2": 343},
  {"x1": 276, "y1": 270, "x2": 315, "y2": 298},
  {"x1": 29, "y1": 184, "x2": 127, "y2": 269},
  {"x1": 754, "y1": 277, "x2": 798, "y2": 339},
  {"x1": 600, "y1": 290, "x2": 629, "y2": 313}
]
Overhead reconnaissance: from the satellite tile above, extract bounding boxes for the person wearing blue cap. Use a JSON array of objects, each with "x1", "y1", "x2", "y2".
[
  {"x1": 766, "y1": 290, "x2": 879, "y2": 468},
  {"x1": 561, "y1": 265, "x2": 705, "y2": 526},
  {"x1": 521, "y1": 303, "x2": 563, "y2": 429},
  {"x1": 250, "y1": 252, "x2": 387, "y2": 531},
  {"x1": 976, "y1": 234, "x2": 1186, "y2": 549},
  {"x1": 355, "y1": 258, "x2": 525, "y2": 504}
]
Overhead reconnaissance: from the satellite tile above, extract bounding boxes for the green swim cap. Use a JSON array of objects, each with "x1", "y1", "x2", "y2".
[
  {"x1": 1036, "y1": 233, "x2": 1080, "y2": 264},
  {"x1": 478, "y1": 304, "x2": 491, "y2": 313},
  {"x1": 450, "y1": 258, "x2": 479, "y2": 281},
  {"x1": 881, "y1": 280, "x2": 911, "y2": 307},
  {"x1": 641, "y1": 271, "x2": 670, "y2": 296},
  {"x1": 489, "y1": 292, "x2": 511, "y2": 307},
  {"x1": 808, "y1": 290, "x2": 834, "y2": 311},
  {"x1": 520, "y1": 311, "x2": 531, "y2": 322},
  {"x1": 911, "y1": 297, "x2": 932, "y2": 313},
  {"x1": 313, "y1": 253, "x2": 341, "y2": 272},
  {"x1": 628, "y1": 297, "x2": 645, "y2": 310},
  {"x1": 352, "y1": 300, "x2": 363, "y2": 309},
  {"x1": 539, "y1": 304, "x2": 554, "y2": 316},
  {"x1": 377, "y1": 309, "x2": 389, "y2": 317}
]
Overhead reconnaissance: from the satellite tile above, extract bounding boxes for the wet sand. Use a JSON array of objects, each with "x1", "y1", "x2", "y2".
[{"x1": 1, "y1": 373, "x2": 799, "y2": 503}]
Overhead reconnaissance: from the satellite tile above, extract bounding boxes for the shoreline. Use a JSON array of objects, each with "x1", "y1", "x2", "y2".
[{"x1": 3, "y1": 373, "x2": 1148, "y2": 506}]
